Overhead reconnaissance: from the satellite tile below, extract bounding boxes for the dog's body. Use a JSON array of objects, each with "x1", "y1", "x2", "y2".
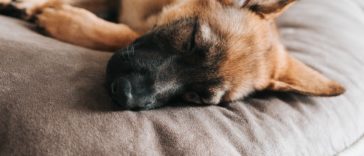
[{"x1": 0, "y1": 0, "x2": 345, "y2": 110}]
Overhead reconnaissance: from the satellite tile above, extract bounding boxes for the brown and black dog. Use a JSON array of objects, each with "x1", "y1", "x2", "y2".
[{"x1": 0, "y1": 0, "x2": 345, "y2": 110}]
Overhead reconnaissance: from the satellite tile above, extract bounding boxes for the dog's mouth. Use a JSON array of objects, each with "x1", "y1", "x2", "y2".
[{"x1": 111, "y1": 97, "x2": 160, "y2": 111}]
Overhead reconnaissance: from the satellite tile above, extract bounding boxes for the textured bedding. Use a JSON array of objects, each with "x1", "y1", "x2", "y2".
[
  {"x1": 1, "y1": 0, "x2": 364, "y2": 155},
  {"x1": 339, "y1": 135, "x2": 364, "y2": 156}
]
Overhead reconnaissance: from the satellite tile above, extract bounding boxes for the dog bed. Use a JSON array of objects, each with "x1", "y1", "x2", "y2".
[{"x1": 1, "y1": 0, "x2": 364, "y2": 155}]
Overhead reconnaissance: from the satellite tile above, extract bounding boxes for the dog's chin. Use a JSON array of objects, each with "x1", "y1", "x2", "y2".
[{"x1": 111, "y1": 97, "x2": 164, "y2": 111}]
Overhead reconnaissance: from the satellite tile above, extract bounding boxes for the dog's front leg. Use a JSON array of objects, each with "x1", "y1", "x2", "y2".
[
  {"x1": 0, "y1": 1, "x2": 138, "y2": 50},
  {"x1": 36, "y1": 4, "x2": 139, "y2": 51}
]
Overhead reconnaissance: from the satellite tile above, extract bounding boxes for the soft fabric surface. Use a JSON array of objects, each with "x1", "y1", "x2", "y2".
[
  {"x1": 339, "y1": 135, "x2": 364, "y2": 156},
  {"x1": 1, "y1": 0, "x2": 364, "y2": 155}
]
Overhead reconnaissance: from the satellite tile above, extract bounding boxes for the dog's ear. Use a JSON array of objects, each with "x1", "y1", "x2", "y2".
[
  {"x1": 267, "y1": 54, "x2": 345, "y2": 96},
  {"x1": 236, "y1": 0, "x2": 296, "y2": 19}
]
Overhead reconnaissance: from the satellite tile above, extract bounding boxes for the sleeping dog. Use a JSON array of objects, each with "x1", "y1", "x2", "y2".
[{"x1": 0, "y1": 0, "x2": 345, "y2": 110}]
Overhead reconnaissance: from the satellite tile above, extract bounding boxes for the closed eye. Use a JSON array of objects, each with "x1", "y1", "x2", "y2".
[
  {"x1": 186, "y1": 19, "x2": 199, "y2": 52},
  {"x1": 183, "y1": 92, "x2": 202, "y2": 104}
]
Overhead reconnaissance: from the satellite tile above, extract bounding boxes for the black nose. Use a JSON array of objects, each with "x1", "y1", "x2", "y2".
[
  {"x1": 110, "y1": 78, "x2": 156, "y2": 110},
  {"x1": 111, "y1": 78, "x2": 133, "y2": 104},
  {"x1": 110, "y1": 78, "x2": 157, "y2": 110}
]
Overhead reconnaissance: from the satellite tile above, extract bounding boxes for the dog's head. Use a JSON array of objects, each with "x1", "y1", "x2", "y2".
[{"x1": 106, "y1": 0, "x2": 345, "y2": 110}]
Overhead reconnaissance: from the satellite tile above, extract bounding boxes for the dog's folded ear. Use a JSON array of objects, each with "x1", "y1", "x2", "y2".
[
  {"x1": 267, "y1": 54, "x2": 345, "y2": 96},
  {"x1": 237, "y1": 0, "x2": 296, "y2": 19}
]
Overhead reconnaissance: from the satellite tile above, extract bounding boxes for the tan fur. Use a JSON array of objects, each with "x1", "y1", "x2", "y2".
[
  {"x1": 0, "y1": 0, "x2": 345, "y2": 104},
  {"x1": 37, "y1": 4, "x2": 138, "y2": 50},
  {"x1": 0, "y1": 0, "x2": 11, "y2": 4},
  {"x1": 119, "y1": 0, "x2": 176, "y2": 34}
]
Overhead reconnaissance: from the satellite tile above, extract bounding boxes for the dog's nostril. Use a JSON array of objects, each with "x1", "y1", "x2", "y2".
[
  {"x1": 111, "y1": 78, "x2": 133, "y2": 101},
  {"x1": 111, "y1": 82, "x2": 118, "y2": 95},
  {"x1": 110, "y1": 78, "x2": 135, "y2": 108}
]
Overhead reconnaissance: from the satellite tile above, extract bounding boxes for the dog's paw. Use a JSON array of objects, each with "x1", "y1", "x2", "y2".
[
  {"x1": 0, "y1": 0, "x2": 26, "y2": 18},
  {"x1": 0, "y1": 0, "x2": 49, "y2": 19},
  {"x1": 0, "y1": 0, "x2": 10, "y2": 10},
  {"x1": 36, "y1": 5, "x2": 103, "y2": 46},
  {"x1": 0, "y1": 0, "x2": 11, "y2": 5}
]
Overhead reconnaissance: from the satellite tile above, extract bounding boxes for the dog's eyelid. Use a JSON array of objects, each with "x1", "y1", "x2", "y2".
[
  {"x1": 186, "y1": 19, "x2": 199, "y2": 52},
  {"x1": 152, "y1": 24, "x2": 157, "y2": 29},
  {"x1": 184, "y1": 92, "x2": 202, "y2": 104}
]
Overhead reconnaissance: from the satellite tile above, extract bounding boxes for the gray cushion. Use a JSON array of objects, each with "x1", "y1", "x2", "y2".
[{"x1": 1, "y1": 0, "x2": 364, "y2": 155}]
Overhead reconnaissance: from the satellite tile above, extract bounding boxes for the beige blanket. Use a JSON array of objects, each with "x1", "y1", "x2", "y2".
[{"x1": 1, "y1": 0, "x2": 364, "y2": 155}]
